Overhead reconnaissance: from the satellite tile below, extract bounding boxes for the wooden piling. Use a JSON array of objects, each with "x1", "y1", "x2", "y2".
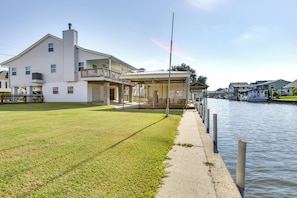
[
  {"x1": 213, "y1": 113, "x2": 218, "y2": 153},
  {"x1": 236, "y1": 139, "x2": 247, "y2": 197}
]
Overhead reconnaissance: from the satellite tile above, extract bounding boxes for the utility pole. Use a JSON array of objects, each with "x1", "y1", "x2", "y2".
[{"x1": 165, "y1": 12, "x2": 174, "y2": 117}]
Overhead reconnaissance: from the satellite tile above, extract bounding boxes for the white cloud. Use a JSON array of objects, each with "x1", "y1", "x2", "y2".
[{"x1": 186, "y1": 0, "x2": 227, "y2": 12}]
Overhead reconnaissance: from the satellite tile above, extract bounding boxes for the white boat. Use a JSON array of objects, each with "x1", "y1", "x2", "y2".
[{"x1": 247, "y1": 90, "x2": 268, "y2": 102}]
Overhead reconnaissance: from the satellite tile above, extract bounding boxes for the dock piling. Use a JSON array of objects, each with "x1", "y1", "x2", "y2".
[
  {"x1": 236, "y1": 139, "x2": 247, "y2": 197},
  {"x1": 213, "y1": 113, "x2": 218, "y2": 153}
]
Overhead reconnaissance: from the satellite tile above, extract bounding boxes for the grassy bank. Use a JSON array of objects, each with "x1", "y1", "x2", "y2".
[
  {"x1": 279, "y1": 95, "x2": 297, "y2": 100},
  {"x1": 0, "y1": 103, "x2": 183, "y2": 197}
]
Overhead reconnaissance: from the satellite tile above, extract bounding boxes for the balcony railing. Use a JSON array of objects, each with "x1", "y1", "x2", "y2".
[{"x1": 81, "y1": 68, "x2": 121, "y2": 80}]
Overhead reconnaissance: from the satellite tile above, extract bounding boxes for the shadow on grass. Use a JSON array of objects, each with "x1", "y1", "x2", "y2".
[
  {"x1": 23, "y1": 116, "x2": 168, "y2": 196},
  {"x1": 94, "y1": 107, "x2": 184, "y2": 115}
]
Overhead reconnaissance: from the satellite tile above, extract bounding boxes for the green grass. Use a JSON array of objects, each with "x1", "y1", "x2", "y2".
[
  {"x1": 278, "y1": 95, "x2": 297, "y2": 100},
  {"x1": 0, "y1": 103, "x2": 183, "y2": 197}
]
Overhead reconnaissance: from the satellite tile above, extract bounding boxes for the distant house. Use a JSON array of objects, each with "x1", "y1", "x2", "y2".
[
  {"x1": 227, "y1": 82, "x2": 250, "y2": 100},
  {"x1": 283, "y1": 79, "x2": 297, "y2": 96},
  {"x1": 253, "y1": 79, "x2": 291, "y2": 95},
  {"x1": 0, "y1": 71, "x2": 10, "y2": 95},
  {"x1": 0, "y1": 25, "x2": 136, "y2": 104}
]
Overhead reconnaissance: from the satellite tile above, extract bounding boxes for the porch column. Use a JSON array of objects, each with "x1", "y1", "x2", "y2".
[
  {"x1": 12, "y1": 86, "x2": 18, "y2": 103},
  {"x1": 185, "y1": 77, "x2": 189, "y2": 104},
  {"x1": 26, "y1": 86, "x2": 33, "y2": 102},
  {"x1": 152, "y1": 80, "x2": 155, "y2": 108},
  {"x1": 104, "y1": 82, "x2": 110, "y2": 105},
  {"x1": 129, "y1": 86, "x2": 133, "y2": 102},
  {"x1": 118, "y1": 84, "x2": 122, "y2": 104},
  {"x1": 109, "y1": 58, "x2": 112, "y2": 78}
]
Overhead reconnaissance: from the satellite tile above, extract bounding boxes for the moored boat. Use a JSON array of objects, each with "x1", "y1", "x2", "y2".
[{"x1": 247, "y1": 89, "x2": 268, "y2": 102}]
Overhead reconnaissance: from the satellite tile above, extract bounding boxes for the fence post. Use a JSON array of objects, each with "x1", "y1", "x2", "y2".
[
  {"x1": 206, "y1": 109, "x2": 210, "y2": 133},
  {"x1": 213, "y1": 113, "x2": 218, "y2": 153},
  {"x1": 236, "y1": 139, "x2": 247, "y2": 197}
]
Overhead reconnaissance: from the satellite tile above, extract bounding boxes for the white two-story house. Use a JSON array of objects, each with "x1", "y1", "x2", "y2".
[{"x1": 0, "y1": 24, "x2": 136, "y2": 104}]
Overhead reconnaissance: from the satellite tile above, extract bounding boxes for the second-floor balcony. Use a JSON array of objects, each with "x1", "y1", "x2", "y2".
[{"x1": 81, "y1": 68, "x2": 134, "y2": 86}]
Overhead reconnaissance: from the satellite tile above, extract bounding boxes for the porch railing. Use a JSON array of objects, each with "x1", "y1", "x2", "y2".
[
  {"x1": 81, "y1": 68, "x2": 121, "y2": 80},
  {"x1": 0, "y1": 95, "x2": 44, "y2": 104}
]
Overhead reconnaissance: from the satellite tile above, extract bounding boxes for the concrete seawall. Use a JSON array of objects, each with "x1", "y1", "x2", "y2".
[{"x1": 157, "y1": 110, "x2": 241, "y2": 198}]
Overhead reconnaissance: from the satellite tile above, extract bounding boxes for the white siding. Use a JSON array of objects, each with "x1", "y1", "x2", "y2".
[
  {"x1": 43, "y1": 81, "x2": 88, "y2": 102},
  {"x1": 63, "y1": 30, "x2": 78, "y2": 82},
  {"x1": 8, "y1": 37, "x2": 64, "y2": 87}
]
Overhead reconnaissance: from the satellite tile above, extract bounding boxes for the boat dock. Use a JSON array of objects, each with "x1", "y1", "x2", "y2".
[{"x1": 157, "y1": 109, "x2": 241, "y2": 198}]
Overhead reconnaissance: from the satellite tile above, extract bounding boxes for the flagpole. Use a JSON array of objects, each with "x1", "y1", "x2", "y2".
[{"x1": 165, "y1": 12, "x2": 174, "y2": 117}]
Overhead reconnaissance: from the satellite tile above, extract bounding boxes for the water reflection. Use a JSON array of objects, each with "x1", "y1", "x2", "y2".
[{"x1": 207, "y1": 99, "x2": 297, "y2": 198}]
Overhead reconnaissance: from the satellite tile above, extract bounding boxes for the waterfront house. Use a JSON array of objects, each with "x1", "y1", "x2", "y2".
[
  {"x1": 0, "y1": 25, "x2": 192, "y2": 108},
  {"x1": 0, "y1": 24, "x2": 136, "y2": 104},
  {"x1": 227, "y1": 82, "x2": 250, "y2": 100},
  {"x1": 253, "y1": 79, "x2": 291, "y2": 96},
  {"x1": 0, "y1": 71, "x2": 10, "y2": 95},
  {"x1": 282, "y1": 79, "x2": 297, "y2": 96}
]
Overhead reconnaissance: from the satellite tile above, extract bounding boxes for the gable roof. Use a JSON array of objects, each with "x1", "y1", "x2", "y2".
[
  {"x1": 76, "y1": 46, "x2": 136, "y2": 70},
  {"x1": 1, "y1": 32, "x2": 136, "y2": 70},
  {"x1": 190, "y1": 81, "x2": 208, "y2": 90},
  {"x1": 0, "y1": 34, "x2": 61, "y2": 66},
  {"x1": 283, "y1": 79, "x2": 297, "y2": 88},
  {"x1": 256, "y1": 79, "x2": 290, "y2": 86}
]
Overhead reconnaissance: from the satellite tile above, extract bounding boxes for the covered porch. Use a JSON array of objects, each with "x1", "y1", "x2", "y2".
[
  {"x1": 79, "y1": 56, "x2": 136, "y2": 105},
  {"x1": 120, "y1": 71, "x2": 191, "y2": 109}
]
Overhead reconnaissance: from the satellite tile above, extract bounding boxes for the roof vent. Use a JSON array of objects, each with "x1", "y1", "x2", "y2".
[{"x1": 68, "y1": 23, "x2": 72, "y2": 30}]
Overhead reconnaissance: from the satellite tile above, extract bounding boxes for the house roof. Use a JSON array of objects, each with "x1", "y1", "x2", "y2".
[
  {"x1": 190, "y1": 82, "x2": 208, "y2": 90},
  {"x1": 256, "y1": 79, "x2": 290, "y2": 86},
  {"x1": 0, "y1": 32, "x2": 136, "y2": 70},
  {"x1": 76, "y1": 46, "x2": 136, "y2": 70},
  {"x1": 0, "y1": 34, "x2": 61, "y2": 66},
  {"x1": 120, "y1": 71, "x2": 191, "y2": 83},
  {"x1": 283, "y1": 79, "x2": 297, "y2": 88}
]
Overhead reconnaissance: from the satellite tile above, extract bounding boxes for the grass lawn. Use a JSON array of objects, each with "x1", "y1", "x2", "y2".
[
  {"x1": 0, "y1": 103, "x2": 183, "y2": 197},
  {"x1": 278, "y1": 95, "x2": 297, "y2": 100}
]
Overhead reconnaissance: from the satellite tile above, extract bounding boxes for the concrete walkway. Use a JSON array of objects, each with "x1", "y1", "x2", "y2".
[{"x1": 156, "y1": 110, "x2": 241, "y2": 198}]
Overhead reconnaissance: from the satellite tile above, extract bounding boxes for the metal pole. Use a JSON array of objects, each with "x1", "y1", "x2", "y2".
[
  {"x1": 236, "y1": 139, "x2": 247, "y2": 197},
  {"x1": 122, "y1": 79, "x2": 124, "y2": 110},
  {"x1": 213, "y1": 113, "x2": 218, "y2": 153},
  {"x1": 165, "y1": 12, "x2": 174, "y2": 117},
  {"x1": 206, "y1": 108, "x2": 210, "y2": 133}
]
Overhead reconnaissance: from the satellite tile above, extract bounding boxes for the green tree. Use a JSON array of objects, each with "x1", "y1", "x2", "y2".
[
  {"x1": 197, "y1": 75, "x2": 207, "y2": 85},
  {"x1": 293, "y1": 87, "x2": 297, "y2": 96},
  {"x1": 171, "y1": 63, "x2": 197, "y2": 83}
]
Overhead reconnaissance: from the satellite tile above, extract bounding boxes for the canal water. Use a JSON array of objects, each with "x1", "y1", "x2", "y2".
[{"x1": 206, "y1": 98, "x2": 297, "y2": 197}]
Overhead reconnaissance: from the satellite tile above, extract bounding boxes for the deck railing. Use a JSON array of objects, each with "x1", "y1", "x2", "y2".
[
  {"x1": 0, "y1": 95, "x2": 44, "y2": 104},
  {"x1": 81, "y1": 68, "x2": 121, "y2": 80}
]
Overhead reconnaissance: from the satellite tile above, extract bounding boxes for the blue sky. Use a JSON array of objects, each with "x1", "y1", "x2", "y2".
[{"x1": 1, "y1": 0, "x2": 297, "y2": 90}]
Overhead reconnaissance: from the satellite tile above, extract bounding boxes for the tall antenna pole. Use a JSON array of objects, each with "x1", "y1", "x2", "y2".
[{"x1": 165, "y1": 12, "x2": 174, "y2": 117}]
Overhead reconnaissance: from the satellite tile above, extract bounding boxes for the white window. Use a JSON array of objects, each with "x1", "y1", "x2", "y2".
[
  {"x1": 53, "y1": 87, "x2": 58, "y2": 94},
  {"x1": 12, "y1": 67, "x2": 17, "y2": 76},
  {"x1": 48, "y1": 43, "x2": 54, "y2": 52},
  {"x1": 67, "y1": 86, "x2": 74, "y2": 94},
  {"x1": 51, "y1": 64, "x2": 56, "y2": 73},
  {"x1": 26, "y1": 66, "x2": 30, "y2": 75}
]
